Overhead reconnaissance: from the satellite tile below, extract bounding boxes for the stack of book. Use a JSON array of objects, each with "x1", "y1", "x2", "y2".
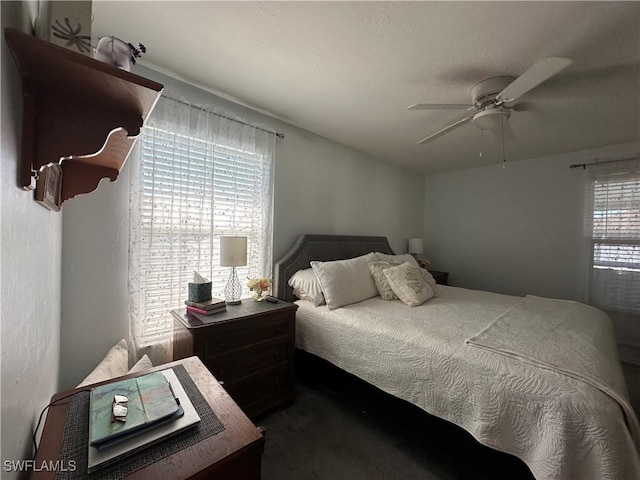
[
  {"x1": 185, "y1": 297, "x2": 226, "y2": 316},
  {"x1": 87, "y1": 369, "x2": 200, "y2": 473}
]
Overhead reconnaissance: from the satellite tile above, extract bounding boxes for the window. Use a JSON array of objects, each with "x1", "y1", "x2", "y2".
[
  {"x1": 587, "y1": 159, "x2": 640, "y2": 314},
  {"x1": 129, "y1": 95, "x2": 275, "y2": 355}
]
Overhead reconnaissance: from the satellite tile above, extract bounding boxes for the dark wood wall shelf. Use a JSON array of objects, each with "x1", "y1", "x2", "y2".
[{"x1": 4, "y1": 28, "x2": 163, "y2": 209}]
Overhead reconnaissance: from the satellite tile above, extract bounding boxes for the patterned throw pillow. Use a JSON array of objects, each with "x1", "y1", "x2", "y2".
[
  {"x1": 374, "y1": 252, "x2": 420, "y2": 268},
  {"x1": 369, "y1": 261, "x2": 403, "y2": 300},
  {"x1": 383, "y1": 262, "x2": 436, "y2": 307},
  {"x1": 422, "y1": 268, "x2": 438, "y2": 295}
]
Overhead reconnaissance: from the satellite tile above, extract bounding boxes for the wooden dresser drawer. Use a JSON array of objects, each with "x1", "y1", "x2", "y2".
[
  {"x1": 203, "y1": 315, "x2": 290, "y2": 358},
  {"x1": 208, "y1": 339, "x2": 291, "y2": 382},
  {"x1": 224, "y1": 366, "x2": 293, "y2": 410},
  {"x1": 171, "y1": 301, "x2": 297, "y2": 418}
]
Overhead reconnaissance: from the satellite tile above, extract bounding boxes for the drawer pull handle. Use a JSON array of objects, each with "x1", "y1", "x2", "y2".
[
  {"x1": 220, "y1": 342, "x2": 227, "y2": 349},
  {"x1": 276, "y1": 328, "x2": 283, "y2": 334},
  {"x1": 274, "y1": 350, "x2": 281, "y2": 359}
]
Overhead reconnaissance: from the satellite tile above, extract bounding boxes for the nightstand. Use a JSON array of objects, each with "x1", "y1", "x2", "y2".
[
  {"x1": 428, "y1": 270, "x2": 449, "y2": 286},
  {"x1": 171, "y1": 300, "x2": 298, "y2": 418},
  {"x1": 30, "y1": 357, "x2": 264, "y2": 480}
]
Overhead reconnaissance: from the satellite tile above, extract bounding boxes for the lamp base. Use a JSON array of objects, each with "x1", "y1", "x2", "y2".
[{"x1": 224, "y1": 266, "x2": 243, "y2": 305}]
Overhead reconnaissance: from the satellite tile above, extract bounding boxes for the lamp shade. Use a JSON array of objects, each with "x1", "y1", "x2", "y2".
[
  {"x1": 220, "y1": 236, "x2": 247, "y2": 267},
  {"x1": 407, "y1": 238, "x2": 423, "y2": 255}
]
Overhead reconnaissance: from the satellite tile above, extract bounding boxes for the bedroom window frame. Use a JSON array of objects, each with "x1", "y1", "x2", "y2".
[
  {"x1": 586, "y1": 161, "x2": 640, "y2": 315},
  {"x1": 130, "y1": 107, "x2": 275, "y2": 348}
]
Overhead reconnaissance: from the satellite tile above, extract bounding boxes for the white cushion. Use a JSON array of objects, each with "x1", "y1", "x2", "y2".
[
  {"x1": 311, "y1": 252, "x2": 378, "y2": 310},
  {"x1": 369, "y1": 261, "x2": 403, "y2": 300},
  {"x1": 375, "y1": 252, "x2": 420, "y2": 268},
  {"x1": 77, "y1": 339, "x2": 128, "y2": 387},
  {"x1": 128, "y1": 354, "x2": 154, "y2": 374},
  {"x1": 383, "y1": 262, "x2": 436, "y2": 307},
  {"x1": 288, "y1": 268, "x2": 325, "y2": 306}
]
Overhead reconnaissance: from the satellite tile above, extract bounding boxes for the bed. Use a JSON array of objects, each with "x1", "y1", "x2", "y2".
[{"x1": 273, "y1": 234, "x2": 640, "y2": 480}]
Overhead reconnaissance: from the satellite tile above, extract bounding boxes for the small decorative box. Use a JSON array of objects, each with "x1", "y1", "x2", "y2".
[{"x1": 188, "y1": 282, "x2": 212, "y2": 303}]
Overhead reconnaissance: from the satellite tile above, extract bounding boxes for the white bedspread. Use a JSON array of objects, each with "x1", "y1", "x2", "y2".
[{"x1": 295, "y1": 286, "x2": 640, "y2": 480}]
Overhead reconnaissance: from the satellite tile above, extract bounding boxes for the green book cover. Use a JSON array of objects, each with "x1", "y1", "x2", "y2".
[{"x1": 89, "y1": 371, "x2": 180, "y2": 446}]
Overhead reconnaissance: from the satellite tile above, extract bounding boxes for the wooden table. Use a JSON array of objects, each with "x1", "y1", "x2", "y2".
[
  {"x1": 31, "y1": 356, "x2": 264, "y2": 479},
  {"x1": 172, "y1": 300, "x2": 297, "y2": 418},
  {"x1": 427, "y1": 270, "x2": 449, "y2": 286}
]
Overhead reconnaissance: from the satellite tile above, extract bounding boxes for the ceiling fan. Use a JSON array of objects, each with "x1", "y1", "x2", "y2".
[{"x1": 408, "y1": 57, "x2": 573, "y2": 145}]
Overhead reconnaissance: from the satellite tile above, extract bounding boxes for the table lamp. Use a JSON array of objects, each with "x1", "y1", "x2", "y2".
[
  {"x1": 220, "y1": 236, "x2": 247, "y2": 305},
  {"x1": 407, "y1": 238, "x2": 423, "y2": 259}
]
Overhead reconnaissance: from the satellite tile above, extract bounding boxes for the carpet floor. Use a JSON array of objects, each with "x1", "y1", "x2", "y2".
[{"x1": 256, "y1": 379, "x2": 534, "y2": 480}]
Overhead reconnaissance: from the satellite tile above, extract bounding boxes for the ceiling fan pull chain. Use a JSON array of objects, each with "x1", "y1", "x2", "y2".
[
  {"x1": 479, "y1": 130, "x2": 484, "y2": 157},
  {"x1": 501, "y1": 117, "x2": 507, "y2": 169}
]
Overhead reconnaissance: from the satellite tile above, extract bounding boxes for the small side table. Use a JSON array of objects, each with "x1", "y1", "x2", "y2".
[
  {"x1": 171, "y1": 299, "x2": 298, "y2": 418},
  {"x1": 31, "y1": 357, "x2": 264, "y2": 479},
  {"x1": 428, "y1": 270, "x2": 449, "y2": 286}
]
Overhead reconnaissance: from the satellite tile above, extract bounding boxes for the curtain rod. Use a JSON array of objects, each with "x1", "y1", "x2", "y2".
[
  {"x1": 569, "y1": 156, "x2": 639, "y2": 169},
  {"x1": 164, "y1": 94, "x2": 285, "y2": 140}
]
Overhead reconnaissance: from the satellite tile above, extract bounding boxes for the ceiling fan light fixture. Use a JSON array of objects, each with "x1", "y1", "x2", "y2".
[
  {"x1": 410, "y1": 56, "x2": 572, "y2": 145},
  {"x1": 473, "y1": 108, "x2": 511, "y2": 131}
]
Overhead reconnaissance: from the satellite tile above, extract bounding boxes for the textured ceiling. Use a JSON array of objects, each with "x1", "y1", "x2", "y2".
[{"x1": 92, "y1": 1, "x2": 640, "y2": 174}]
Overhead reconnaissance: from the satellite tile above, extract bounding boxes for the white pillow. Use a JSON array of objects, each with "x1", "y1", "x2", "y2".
[
  {"x1": 77, "y1": 339, "x2": 128, "y2": 387},
  {"x1": 369, "y1": 261, "x2": 403, "y2": 300},
  {"x1": 383, "y1": 262, "x2": 436, "y2": 307},
  {"x1": 375, "y1": 252, "x2": 420, "y2": 268},
  {"x1": 128, "y1": 354, "x2": 153, "y2": 374},
  {"x1": 311, "y1": 252, "x2": 379, "y2": 310},
  {"x1": 289, "y1": 268, "x2": 325, "y2": 306}
]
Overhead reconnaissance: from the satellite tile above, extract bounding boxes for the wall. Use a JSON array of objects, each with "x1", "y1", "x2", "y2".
[
  {"x1": 272, "y1": 127, "x2": 423, "y2": 261},
  {"x1": 423, "y1": 142, "x2": 640, "y2": 352},
  {"x1": 59, "y1": 167, "x2": 131, "y2": 390},
  {"x1": 1, "y1": 1, "x2": 63, "y2": 475},
  {"x1": 59, "y1": 66, "x2": 425, "y2": 388}
]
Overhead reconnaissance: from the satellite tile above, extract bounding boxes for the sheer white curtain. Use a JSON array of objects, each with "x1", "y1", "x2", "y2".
[
  {"x1": 128, "y1": 93, "x2": 275, "y2": 364},
  {"x1": 585, "y1": 157, "x2": 640, "y2": 351}
]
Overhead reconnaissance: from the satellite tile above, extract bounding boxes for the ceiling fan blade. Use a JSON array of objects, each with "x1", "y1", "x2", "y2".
[
  {"x1": 417, "y1": 116, "x2": 473, "y2": 145},
  {"x1": 510, "y1": 101, "x2": 531, "y2": 112},
  {"x1": 497, "y1": 57, "x2": 573, "y2": 102},
  {"x1": 408, "y1": 103, "x2": 475, "y2": 110}
]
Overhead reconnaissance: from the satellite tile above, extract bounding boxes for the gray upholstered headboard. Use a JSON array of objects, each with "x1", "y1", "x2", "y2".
[{"x1": 273, "y1": 234, "x2": 395, "y2": 302}]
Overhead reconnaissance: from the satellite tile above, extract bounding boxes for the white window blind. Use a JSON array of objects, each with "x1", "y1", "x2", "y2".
[
  {"x1": 587, "y1": 159, "x2": 640, "y2": 314},
  {"x1": 129, "y1": 95, "x2": 275, "y2": 358}
]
